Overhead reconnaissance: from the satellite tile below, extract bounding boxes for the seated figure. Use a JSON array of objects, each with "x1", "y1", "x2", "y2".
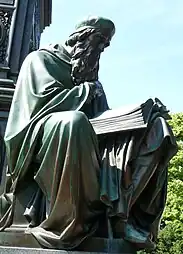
[{"x1": 0, "y1": 16, "x2": 177, "y2": 252}]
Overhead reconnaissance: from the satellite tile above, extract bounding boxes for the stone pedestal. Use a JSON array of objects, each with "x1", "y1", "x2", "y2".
[
  {"x1": 0, "y1": 230, "x2": 137, "y2": 253},
  {"x1": 0, "y1": 247, "x2": 103, "y2": 254},
  {"x1": 0, "y1": 3, "x2": 15, "y2": 182}
]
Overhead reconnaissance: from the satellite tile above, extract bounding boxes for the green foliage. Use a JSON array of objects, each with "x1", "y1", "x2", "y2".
[
  {"x1": 138, "y1": 113, "x2": 183, "y2": 254},
  {"x1": 168, "y1": 142, "x2": 183, "y2": 180},
  {"x1": 156, "y1": 222, "x2": 183, "y2": 254},
  {"x1": 168, "y1": 113, "x2": 183, "y2": 141},
  {"x1": 163, "y1": 180, "x2": 183, "y2": 223}
]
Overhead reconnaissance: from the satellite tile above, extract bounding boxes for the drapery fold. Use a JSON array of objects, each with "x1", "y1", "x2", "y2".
[{"x1": 0, "y1": 44, "x2": 177, "y2": 250}]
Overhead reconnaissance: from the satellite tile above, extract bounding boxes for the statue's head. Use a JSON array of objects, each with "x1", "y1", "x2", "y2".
[{"x1": 66, "y1": 16, "x2": 115, "y2": 84}]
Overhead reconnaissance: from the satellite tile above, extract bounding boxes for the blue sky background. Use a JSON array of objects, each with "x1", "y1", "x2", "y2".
[{"x1": 41, "y1": 0, "x2": 183, "y2": 113}]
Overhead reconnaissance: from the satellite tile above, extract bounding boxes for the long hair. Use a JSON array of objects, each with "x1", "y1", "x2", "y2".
[{"x1": 65, "y1": 28, "x2": 101, "y2": 84}]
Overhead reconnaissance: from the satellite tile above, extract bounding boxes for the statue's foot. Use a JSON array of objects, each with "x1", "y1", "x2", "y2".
[{"x1": 123, "y1": 223, "x2": 155, "y2": 250}]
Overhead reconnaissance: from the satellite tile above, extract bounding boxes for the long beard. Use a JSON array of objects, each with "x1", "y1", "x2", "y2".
[{"x1": 71, "y1": 42, "x2": 100, "y2": 85}]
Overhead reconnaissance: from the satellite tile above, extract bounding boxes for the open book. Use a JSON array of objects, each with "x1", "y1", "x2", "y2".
[{"x1": 90, "y1": 98, "x2": 156, "y2": 135}]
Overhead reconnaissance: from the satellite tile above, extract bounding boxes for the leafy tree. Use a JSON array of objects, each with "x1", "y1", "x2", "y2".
[{"x1": 138, "y1": 113, "x2": 183, "y2": 254}]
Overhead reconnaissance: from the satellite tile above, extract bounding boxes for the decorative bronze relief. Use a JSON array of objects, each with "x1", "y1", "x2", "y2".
[{"x1": 0, "y1": 10, "x2": 13, "y2": 64}]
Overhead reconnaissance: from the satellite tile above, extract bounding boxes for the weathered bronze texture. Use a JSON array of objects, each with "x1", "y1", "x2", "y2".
[
  {"x1": 0, "y1": 9, "x2": 13, "y2": 65},
  {"x1": 0, "y1": 16, "x2": 177, "y2": 253}
]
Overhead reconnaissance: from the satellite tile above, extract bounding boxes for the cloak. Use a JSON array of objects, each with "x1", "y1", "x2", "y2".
[
  {"x1": 0, "y1": 43, "x2": 177, "y2": 251},
  {"x1": 1, "y1": 44, "x2": 108, "y2": 249}
]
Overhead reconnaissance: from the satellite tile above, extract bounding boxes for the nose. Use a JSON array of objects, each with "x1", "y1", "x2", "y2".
[{"x1": 98, "y1": 43, "x2": 105, "y2": 52}]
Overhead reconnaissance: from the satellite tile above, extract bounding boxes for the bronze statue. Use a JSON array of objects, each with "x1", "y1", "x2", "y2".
[{"x1": 0, "y1": 16, "x2": 177, "y2": 252}]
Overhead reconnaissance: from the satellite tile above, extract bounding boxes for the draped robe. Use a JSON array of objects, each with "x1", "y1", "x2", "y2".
[{"x1": 0, "y1": 44, "x2": 177, "y2": 250}]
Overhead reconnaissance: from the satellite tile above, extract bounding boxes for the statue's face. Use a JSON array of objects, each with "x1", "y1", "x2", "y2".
[
  {"x1": 87, "y1": 32, "x2": 111, "y2": 52},
  {"x1": 71, "y1": 31, "x2": 111, "y2": 84}
]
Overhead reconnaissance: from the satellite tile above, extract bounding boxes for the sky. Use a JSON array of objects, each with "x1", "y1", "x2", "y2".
[{"x1": 41, "y1": 0, "x2": 183, "y2": 113}]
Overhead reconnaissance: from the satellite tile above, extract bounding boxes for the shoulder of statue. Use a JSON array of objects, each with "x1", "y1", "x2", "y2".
[{"x1": 39, "y1": 43, "x2": 71, "y2": 66}]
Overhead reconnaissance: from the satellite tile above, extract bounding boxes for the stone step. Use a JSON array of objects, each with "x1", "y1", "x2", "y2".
[
  {"x1": 0, "y1": 246, "x2": 88, "y2": 254},
  {"x1": 0, "y1": 229, "x2": 137, "y2": 253}
]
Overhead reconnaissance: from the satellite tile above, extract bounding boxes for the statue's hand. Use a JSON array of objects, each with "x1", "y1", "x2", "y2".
[{"x1": 85, "y1": 81, "x2": 104, "y2": 104}]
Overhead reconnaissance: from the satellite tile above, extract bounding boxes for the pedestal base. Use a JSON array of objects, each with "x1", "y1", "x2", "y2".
[
  {"x1": 0, "y1": 247, "x2": 88, "y2": 254},
  {"x1": 0, "y1": 230, "x2": 137, "y2": 253}
]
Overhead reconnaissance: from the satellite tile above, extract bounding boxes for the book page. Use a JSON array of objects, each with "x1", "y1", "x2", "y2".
[{"x1": 91, "y1": 103, "x2": 140, "y2": 121}]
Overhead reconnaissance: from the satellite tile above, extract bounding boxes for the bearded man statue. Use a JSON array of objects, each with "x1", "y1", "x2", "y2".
[{"x1": 0, "y1": 16, "x2": 177, "y2": 253}]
